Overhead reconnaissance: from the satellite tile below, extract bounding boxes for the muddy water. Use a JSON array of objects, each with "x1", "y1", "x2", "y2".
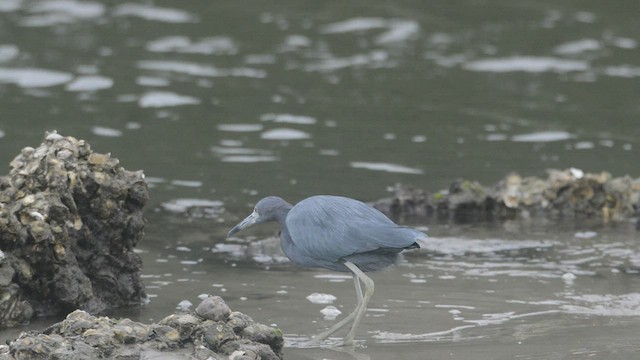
[{"x1": 1, "y1": 1, "x2": 640, "y2": 358}]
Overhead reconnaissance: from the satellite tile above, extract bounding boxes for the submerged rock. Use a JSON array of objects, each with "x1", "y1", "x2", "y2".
[
  {"x1": 0, "y1": 132, "x2": 148, "y2": 327},
  {"x1": 0, "y1": 296, "x2": 283, "y2": 360},
  {"x1": 375, "y1": 169, "x2": 640, "y2": 224}
]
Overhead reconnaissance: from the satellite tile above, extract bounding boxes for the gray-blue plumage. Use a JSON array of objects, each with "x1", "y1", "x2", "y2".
[
  {"x1": 284, "y1": 196, "x2": 423, "y2": 272},
  {"x1": 227, "y1": 194, "x2": 427, "y2": 345}
]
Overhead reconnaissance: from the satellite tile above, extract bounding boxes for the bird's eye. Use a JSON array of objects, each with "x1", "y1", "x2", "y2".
[{"x1": 254, "y1": 207, "x2": 258, "y2": 214}]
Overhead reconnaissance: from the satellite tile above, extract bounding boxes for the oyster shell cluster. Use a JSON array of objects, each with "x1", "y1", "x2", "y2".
[
  {"x1": 375, "y1": 168, "x2": 640, "y2": 224},
  {"x1": 0, "y1": 132, "x2": 148, "y2": 327},
  {"x1": 0, "y1": 296, "x2": 283, "y2": 360}
]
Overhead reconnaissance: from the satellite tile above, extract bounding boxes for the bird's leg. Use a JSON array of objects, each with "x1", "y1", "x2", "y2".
[
  {"x1": 307, "y1": 264, "x2": 367, "y2": 345},
  {"x1": 353, "y1": 273, "x2": 363, "y2": 304},
  {"x1": 308, "y1": 307, "x2": 358, "y2": 344},
  {"x1": 343, "y1": 261, "x2": 374, "y2": 346}
]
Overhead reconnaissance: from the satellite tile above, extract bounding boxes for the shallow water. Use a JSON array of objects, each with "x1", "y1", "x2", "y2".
[
  {"x1": 1, "y1": 1, "x2": 639, "y2": 358},
  {"x1": 136, "y1": 218, "x2": 640, "y2": 359}
]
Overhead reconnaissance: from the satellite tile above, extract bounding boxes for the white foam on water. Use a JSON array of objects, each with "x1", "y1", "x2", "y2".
[
  {"x1": 66, "y1": 75, "x2": 113, "y2": 91},
  {"x1": 320, "y1": 306, "x2": 341, "y2": 320},
  {"x1": 260, "y1": 113, "x2": 317, "y2": 125},
  {"x1": 376, "y1": 20, "x2": 420, "y2": 44},
  {"x1": 113, "y1": 3, "x2": 194, "y2": 23},
  {"x1": 320, "y1": 17, "x2": 388, "y2": 34},
  {"x1": 612, "y1": 37, "x2": 637, "y2": 49},
  {"x1": 138, "y1": 91, "x2": 200, "y2": 107},
  {"x1": 283, "y1": 35, "x2": 312, "y2": 48},
  {"x1": 350, "y1": 161, "x2": 423, "y2": 174},
  {"x1": 176, "y1": 300, "x2": 193, "y2": 310},
  {"x1": 306, "y1": 293, "x2": 337, "y2": 304},
  {"x1": 554, "y1": 39, "x2": 601, "y2": 55},
  {"x1": 0, "y1": 0, "x2": 22, "y2": 12},
  {"x1": 573, "y1": 141, "x2": 594, "y2": 150},
  {"x1": 211, "y1": 244, "x2": 245, "y2": 258},
  {"x1": 31, "y1": 0, "x2": 105, "y2": 17},
  {"x1": 574, "y1": 231, "x2": 598, "y2": 239},
  {"x1": 161, "y1": 198, "x2": 223, "y2": 213},
  {"x1": 320, "y1": 17, "x2": 421, "y2": 45},
  {"x1": 91, "y1": 126, "x2": 122, "y2": 137},
  {"x1": 435, "y1": 304, "x2": 476, "y2": 310},
  {"x1": 562, "y1": 272, "x2": 577, "y2": 284},
  {"x1": 0, "y1": 67, "x2": 72, "y2": 87},
  {"x1": 21, "y1": 0, "x2": 105, "y2": 26},
  {"x1": 303, "y1": 50, "x2": 390, "y2": 72},
  {"x1": 313, "y1": 274, "x2": 352, "y2": 281},
  {"x1": 147, "y1": 36, "x2": 238, "y2": 55},
  {"x1": 211, "y1": 146, "x2": 278, "y2": 163},
  {"x1": 261, "y1": 128, "x2": 310, "y2": 140},
  {"x1": 419, "y1": 237, "x2": 557, "y2": 255},
  {"x1": 0, "y1": 45, "x2": 19, "y2": 62},
  {"x1": 464, "y1": 56, "x2": 588, "y2": 73},
  {"x1": 604, "y1": 65, "x2": 640, "y2": 78},
  {"x1": 170, "y1": 180, "x2": 202, "y2": 188},
  {"x1": 136, "y1": 76, "x2": 170, "y2": 87},
  {"x1": 217, "y1": 124, "x2": 263, "y2": 132},
  {"x1": 138, "y1": 60, "x2": 266, "y2": 78},
  {"x1": 511, "y1": 131, "x2": 574, "y2": 142},
  {"x1": 562, "y1": 293, "x2": 640, "y2": 316},
  {"x1": 221, "y1": 155, "x2": 279, "y2": 163}
]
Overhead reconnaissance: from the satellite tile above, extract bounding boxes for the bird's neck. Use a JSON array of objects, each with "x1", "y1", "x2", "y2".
[{"x1": 274, "y1": 203, "x2": 293, "y2": 225}]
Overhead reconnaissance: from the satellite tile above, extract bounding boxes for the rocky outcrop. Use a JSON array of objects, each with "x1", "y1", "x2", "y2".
[
  {"x1": 0, "y1": 296, "x2": 283, "y2": 360},
  {"x1": 0, "y1": 132, "x2": 148, "y2": 327},
  {"x1": 374, "y1": 169, "x2": 640, "y2": 224}
]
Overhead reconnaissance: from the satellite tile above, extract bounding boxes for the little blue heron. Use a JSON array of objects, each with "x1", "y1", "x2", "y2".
[{"x1": 228, "y1": 195, "x2": 427, "y2": 345}]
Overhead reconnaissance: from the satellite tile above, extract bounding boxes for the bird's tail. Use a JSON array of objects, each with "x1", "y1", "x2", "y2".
[{"x1": 415, "y1": 236, "x2": 429, "y2": 249}]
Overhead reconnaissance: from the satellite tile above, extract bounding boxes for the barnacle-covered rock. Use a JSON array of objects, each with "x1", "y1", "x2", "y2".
[
  {"x1": 0, "y1": 296, "x2": 283, "y2": 360},
  {"x1": 375, "y1": 168, "x2": 640, "y2": 224},
  {"x1": 0, "y1": 132, "x2": 148, "y2": 327}
]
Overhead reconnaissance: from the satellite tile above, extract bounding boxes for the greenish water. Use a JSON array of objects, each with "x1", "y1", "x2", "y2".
[{"x1": 1, "y1": 1, "x2": 639, "y2": 358}]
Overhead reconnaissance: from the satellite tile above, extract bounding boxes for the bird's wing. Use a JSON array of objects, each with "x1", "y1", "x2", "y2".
[{"x1": 286, "y1": 196, "x2": 424, "y2": 262}]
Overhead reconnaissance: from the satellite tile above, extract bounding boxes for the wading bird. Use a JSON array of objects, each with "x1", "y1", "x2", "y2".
[{"x1": 228, "y1": 195, "x2": 427, "y2": 345}]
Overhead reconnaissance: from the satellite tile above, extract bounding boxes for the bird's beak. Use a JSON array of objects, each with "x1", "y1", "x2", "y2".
[{"x1": 228, "y1": 211, "x2": 260, "y2": 237}]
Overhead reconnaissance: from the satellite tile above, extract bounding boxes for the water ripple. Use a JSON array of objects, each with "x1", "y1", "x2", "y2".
[
  {"x1": 138, "y1": 91, "x2": 200, "y2": 108},
  {"x1": 350, "y1": 161, "x2": 423, "y2": 175},
  {"x1": 0, "y1": 67, "x2": 72, "y2": 88},
  {"x1": 138, "y1": 60, "x2": 266, "y2": 78},
  {"x1": 146, "y1": 36, "x2": 238, "y2": 55},
  {"x1": 464, "y1": 56, "x2": 588, "y2": 73},
  {"x1": 113, "y1": 3, "x2": 195, "y2": 23}
]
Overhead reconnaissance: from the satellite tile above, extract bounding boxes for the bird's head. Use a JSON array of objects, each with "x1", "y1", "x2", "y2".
[{"x1": 227, "y1": 196, "x2": 290, "y2": 237}]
